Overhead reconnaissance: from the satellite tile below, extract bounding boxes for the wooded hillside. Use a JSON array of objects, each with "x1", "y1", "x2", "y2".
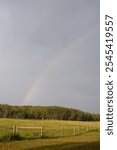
[{"x1": 0, "y1": 104, "x2": 100, "y2": 121}]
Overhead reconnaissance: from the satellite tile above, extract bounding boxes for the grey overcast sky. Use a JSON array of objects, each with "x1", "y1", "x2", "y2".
[{"x1": 0, "y1": 0, "x2": 100, "y2": 113}]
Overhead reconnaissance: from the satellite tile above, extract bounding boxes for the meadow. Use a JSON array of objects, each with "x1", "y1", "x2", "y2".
[{"x1": 0, "y1": 118, "x2": 100, "y2": 150}]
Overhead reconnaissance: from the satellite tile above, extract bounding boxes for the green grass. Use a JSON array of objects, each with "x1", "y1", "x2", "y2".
[
  {"x1": 25, "y1": 142, "x2": 100, "y2": 150},
  {"x1": 0, "y1": 118, "x2": 100, "y2": 150},
  {"x1": 0, "y1": 134, "x2": 100, "y2": 150},
  {"x1": 0, "y1": 118, "x2": 99, "y2": 139}
]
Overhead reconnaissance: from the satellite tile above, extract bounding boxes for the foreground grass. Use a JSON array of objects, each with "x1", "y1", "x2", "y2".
[
  {"x1": 0, "y1": 118, "x2": 99, "y2": 139},
  {"x1": 0, "y1": 118, "x2": 100, "y2": 150},
  {"x1": 0, "y1": 134, "x2": 100, "y2": 150}
]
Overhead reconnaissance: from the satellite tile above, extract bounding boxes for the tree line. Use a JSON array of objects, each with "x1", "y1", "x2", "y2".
[{"x1": 0, "y1": 104, "x2": 100, "y2": 121}]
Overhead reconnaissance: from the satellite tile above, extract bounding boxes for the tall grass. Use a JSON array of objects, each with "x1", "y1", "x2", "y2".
[
  {"x1": 0, "y1": 118, "x2": 100, "y2": 141},
  {"x1": 25, "y1": 142, "x2": 100, "y2": 150},
  {"x1": 0, "y1": 134, "x2": 100, "y2": 150},
  {"x1": 0, "y1": 118, "x2": 100, "y2": 150},
  {"x1": 0, "y1": 133, "x2": 23, "y2": 142}
]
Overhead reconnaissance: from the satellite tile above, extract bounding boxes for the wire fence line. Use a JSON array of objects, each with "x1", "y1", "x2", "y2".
[{"x1": 0, "y1": 124, "x2": 100, "y2": 139}]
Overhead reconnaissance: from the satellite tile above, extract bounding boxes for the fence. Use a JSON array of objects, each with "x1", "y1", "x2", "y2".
[
  {"x1": 0, "y1": 124, "x2": 100, "y2": 140},
  {"x1": 13, "y1": 126, "x2": 43, "y2": 137}
]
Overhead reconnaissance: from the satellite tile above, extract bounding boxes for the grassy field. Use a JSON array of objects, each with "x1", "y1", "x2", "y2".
[{"x1": 0, "y1": 118, "x2": 100, "y2": 150}]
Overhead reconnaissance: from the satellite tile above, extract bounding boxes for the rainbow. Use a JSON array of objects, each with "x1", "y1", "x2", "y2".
[{"x1": 20, "y1": 24, "x2": 99, "y2": 105}]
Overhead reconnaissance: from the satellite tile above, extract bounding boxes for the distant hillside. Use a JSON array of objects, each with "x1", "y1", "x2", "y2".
[{"x1": 0, "y1": 104, "x2": 100, "y2": 121}]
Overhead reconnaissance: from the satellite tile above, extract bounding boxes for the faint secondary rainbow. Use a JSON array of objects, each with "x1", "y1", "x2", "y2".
[{"x1": 20, "y1": 24, "x2": 99, "y2": 105}]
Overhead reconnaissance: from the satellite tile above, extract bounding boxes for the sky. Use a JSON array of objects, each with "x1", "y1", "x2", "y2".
[{"x1": 0, "y1": 0, "x2": 100, "y2": 113}]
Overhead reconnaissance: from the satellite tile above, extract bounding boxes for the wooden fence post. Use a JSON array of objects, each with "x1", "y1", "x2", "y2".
[
  {"x1": 61, "y1": 127, "x2": 64, "y2": 137},
  {"x1": 40, "y1": 126, "x2": 43, "y2": 137},
  {"x1": 78, "y1": 123, "x2": 80, "y2": 135},
  {"x1": 13, "y1": 125, "x2": 16, "y2": 135},
  {"x1": 87, "y1": 125, "x2": 89, "y2": 132},
  {"x1": 77, "y1": 124, "x2": 79, "y2": 135},
  {"x1": 74, "y1": 127, "x2": 76, "y2": 136},
  {"x1": 92, "y1": 123, "x2": 94, "y2": 131},
  {"x1": 92, "y1": 124, "x2": 93, "y2": 131}
]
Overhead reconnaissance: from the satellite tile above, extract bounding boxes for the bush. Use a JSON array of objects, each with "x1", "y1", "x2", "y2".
[{"x1": 0, "y1": 133, "x2": 24, "y2": 142}]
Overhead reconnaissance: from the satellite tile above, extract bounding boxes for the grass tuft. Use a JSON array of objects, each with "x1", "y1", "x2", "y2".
[{"x1": 0, "y1": 133, "x2": 24, "y2": 142}]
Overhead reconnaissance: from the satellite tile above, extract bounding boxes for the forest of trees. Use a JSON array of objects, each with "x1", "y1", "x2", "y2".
[{"x1": 0, "y1": 104, "x2": 100, "y2": 121}]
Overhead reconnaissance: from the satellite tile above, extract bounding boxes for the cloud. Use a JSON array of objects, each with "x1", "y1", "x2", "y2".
[{"x1": 0, "y1": 0, "x2": 100, "y2": 113}]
